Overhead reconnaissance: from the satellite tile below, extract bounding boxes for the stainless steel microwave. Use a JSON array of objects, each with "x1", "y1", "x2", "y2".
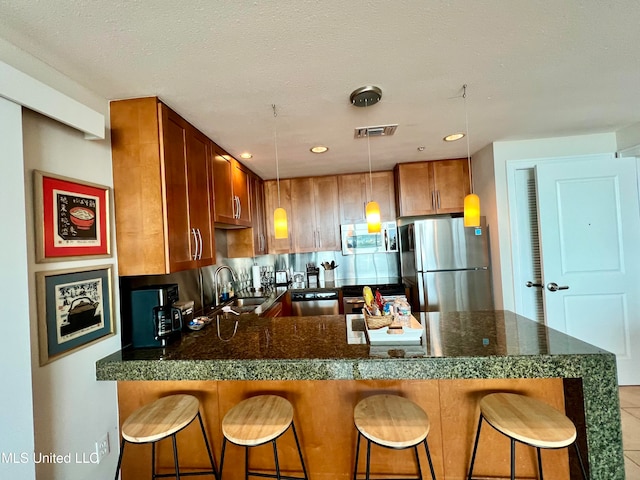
[{"x1": 340, "y1": 222, "x2": 398, "y2": 255}]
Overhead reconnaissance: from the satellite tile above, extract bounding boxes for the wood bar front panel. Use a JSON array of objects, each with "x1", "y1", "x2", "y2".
[{"x1": 116, "y1": 378, "x2": 567, "y2": 480}]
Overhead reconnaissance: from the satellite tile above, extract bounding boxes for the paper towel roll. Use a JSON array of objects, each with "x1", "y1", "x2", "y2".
[{"x1": 252, "y1": 265, "x2": 262, "y2": 290}]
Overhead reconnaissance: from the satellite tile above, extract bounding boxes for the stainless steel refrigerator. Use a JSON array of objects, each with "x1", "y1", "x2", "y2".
[{"x1": 399, "y1": 216, "x2": 494, "y2": 312}]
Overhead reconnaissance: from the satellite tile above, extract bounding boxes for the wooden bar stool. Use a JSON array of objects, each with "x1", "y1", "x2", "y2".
[
  {"x1": 353, "y1": 394, "x2": 437, "y2": 480},
  {"x1": 467, "y1": 392, "x2": 588, "y2": 480},
  {"x1": 114, "y1": 394, "x2": 218, "y2": 480},
  {"x1": 219, "y1": 395, "x2": 308, "y2": 480}
]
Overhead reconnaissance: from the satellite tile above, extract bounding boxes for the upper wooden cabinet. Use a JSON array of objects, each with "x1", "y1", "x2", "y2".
[
  {"x1": 264, "y1": 179, "x2": 292, "y2": 254},
  {"x1": 338, "y1": 171, "x2": 396, "y2": 224},
  {"x1": 290, "y1": 176, "x2": 341, "y2": 253},
  {"x1": 227, "y1": 172, "x2": 267, "y2": 258},
  {"x1": 212, "y1": 146, "x2": 251, "y2": 227},
  {"x1": 110, "y1": 97, "x2": 215, "y2": 275},
  {"x1": 394, "y1": 159, "x2": 470, "y2": 217}
]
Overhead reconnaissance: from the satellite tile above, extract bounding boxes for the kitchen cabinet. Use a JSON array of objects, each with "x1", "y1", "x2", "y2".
[
  {"x1": 290, "y1": 176, "x2": 341, "y2": 252},
  {"x1": 227, "y1": 172, "x2": 267, "y2": 258},
  {"x1": 338, "y1": 171, "x2": 396, "y2": 223},
  {"x1": 264, "y1": 179, "x2": 292, "y2": 254},
  {"x1": 212, "y1": 146, "x2": 251, "y2": 227},
  {"x1": 394, "y1": 159, "x2": 470, "y2": 217},
  {"x1": 110, "y1": 97, "x2": 215, "y2": 275}
]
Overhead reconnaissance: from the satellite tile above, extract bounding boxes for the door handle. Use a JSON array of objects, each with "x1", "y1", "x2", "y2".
[
  {"x1": 547, "y1": 282, "x2": 569, "y2": 292},
  {"x1": 526, "y1": 281, "x2": 543, "y2": 288}
]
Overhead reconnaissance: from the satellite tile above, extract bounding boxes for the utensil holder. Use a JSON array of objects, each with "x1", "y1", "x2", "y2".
[{"x1": 324, "y1": 269, "x2": 335, "y2": 285}]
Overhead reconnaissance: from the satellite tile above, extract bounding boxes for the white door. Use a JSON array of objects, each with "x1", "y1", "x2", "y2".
[{"x1": 536, "y1": 155, "x2": 640, "y2": 385}]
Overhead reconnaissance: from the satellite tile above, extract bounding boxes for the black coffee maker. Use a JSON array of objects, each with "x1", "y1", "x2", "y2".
[{"x1": 130, "y1": 284, "x2": 182, "y2": 347}]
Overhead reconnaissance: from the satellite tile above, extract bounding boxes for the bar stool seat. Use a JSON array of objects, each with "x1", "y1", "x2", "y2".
[
  {"x1": 467, "y1": 393, "x2": 587, "y2": 480},
  {"x1": 115, "y1": 394, "x2": 218, "y2": 480},
  {"x1": 219, "y1": 395, "x2": 308, "y2": 480},
  {"x1": 353, "y1": 394, "x2": 436, "y2": 480}
]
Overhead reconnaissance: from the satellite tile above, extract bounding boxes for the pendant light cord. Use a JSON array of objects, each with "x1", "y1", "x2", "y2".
[
  {"x1": 365, "y1": 98, "x2": 373, "y2": 201},
  {"x1": 463, "y1": 84, "x2": 474, "y2": 195},
  {"x1": 272, "y1": 104, "x2": 281, "y2": 207}
]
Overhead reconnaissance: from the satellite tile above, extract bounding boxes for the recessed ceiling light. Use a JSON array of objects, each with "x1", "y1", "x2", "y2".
[
  {"x1": 239, "y1": 152, "x2": 253, "y2": 159},
  {"x1": 310, "y1": 146, "x2": 329, "y2": 154},
  {"x1": 444, "y1": 133, "x2": 465, "y2": 142}
]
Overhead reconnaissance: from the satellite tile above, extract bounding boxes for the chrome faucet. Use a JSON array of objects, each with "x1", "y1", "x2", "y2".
[{"x1": 213, "y1": 265, "x2": 238, "y2": 306}]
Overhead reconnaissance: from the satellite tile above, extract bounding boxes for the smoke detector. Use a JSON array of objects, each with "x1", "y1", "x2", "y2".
[
  {"x1": 350, "y1": 86, "x2": 382, "y2": 107},
  {"x1": 354, "y1": 124, "x2": 398, "y2": 138}
]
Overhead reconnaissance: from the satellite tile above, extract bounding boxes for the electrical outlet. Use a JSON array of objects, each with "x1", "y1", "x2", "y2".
[{"x1": 95, "y1": 432, "x2": 110, "y2": 464}]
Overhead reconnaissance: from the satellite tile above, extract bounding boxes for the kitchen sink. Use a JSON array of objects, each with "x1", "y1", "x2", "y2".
[{"x1": 232, "y1": 296, "x2": 266, "y2": 307}]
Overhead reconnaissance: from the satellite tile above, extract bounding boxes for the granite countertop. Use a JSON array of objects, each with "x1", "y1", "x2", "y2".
[{"x1": 96, "y1": 310, "x2": 611, "y2": 382}]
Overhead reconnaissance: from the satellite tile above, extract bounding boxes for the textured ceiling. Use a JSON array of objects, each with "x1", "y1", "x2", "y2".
[{"x1": 1, "y1": 1, "x2": 639, "y2": 179}]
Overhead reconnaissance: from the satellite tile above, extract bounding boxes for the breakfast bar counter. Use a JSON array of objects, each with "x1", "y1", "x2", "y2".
[{"x1": 96, "y1": 311, "x2": 624, "y2": 480}]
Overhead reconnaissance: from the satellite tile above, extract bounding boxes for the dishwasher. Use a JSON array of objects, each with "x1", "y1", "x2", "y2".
[{"x1": 291, "y1": 290, "x2": 340, "y2": 316}]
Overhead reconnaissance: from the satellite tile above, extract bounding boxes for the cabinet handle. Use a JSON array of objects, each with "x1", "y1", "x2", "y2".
[
  {"x1": 431, "y1": 191, "x2": 435, "y2": 210},
  {"x1": 237, "y1": 197, "x2": 242, "y2": 219},
  {"x1": 196, "y1": 228, "x2": 203, "y2": 260},
  {"x1": 191, "y1": 228, "x2": 199, "y2": 260},
  {"x1": 436, "y1": 191, "x2": 441, "y2": 209},
  {"x1": 232, "y1": 196, "x2": 237, "y2": 219}
]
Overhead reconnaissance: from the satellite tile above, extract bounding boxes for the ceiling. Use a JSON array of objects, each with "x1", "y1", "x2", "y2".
[{"x1": 2, "y1": 1, "x2": 640, "y2": 180}]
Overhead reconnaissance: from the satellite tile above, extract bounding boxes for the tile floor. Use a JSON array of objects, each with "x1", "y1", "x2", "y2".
[{"x1": 620, "y1": 386, "x2": 640, "y2": 479}]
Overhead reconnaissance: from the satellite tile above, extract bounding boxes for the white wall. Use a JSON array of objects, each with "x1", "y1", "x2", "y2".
[
  {"x1": 491, "y1": 133, "x2": 617, "y2": 311},
  {"x1": 0, "y1": 40, "x2": 121, "y2": 480}
]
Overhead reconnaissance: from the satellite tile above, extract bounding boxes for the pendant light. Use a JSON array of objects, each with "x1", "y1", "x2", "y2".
[
  {"x1": 351, "y1": 88, "x2": 383, "y2": 234},
  {"x1": 462, "y1": 84, "x2": 481, "y2": 227},
  {"x1": 365, "y1": 127, "x2": 381, "y2": 233},
  {"x1": 272, "y1": 104, "x2": 288, "y2": 239}
]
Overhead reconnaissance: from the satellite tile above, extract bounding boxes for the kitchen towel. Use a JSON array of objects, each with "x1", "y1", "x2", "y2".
[{"x1": 252, "y1": 265, "x2": 261, "y2": 290}]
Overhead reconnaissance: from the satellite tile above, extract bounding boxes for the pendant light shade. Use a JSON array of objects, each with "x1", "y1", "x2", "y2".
[
  {"x1": 464, "y1": 193, "x2": 480, "y2": 227},
  {"x1": 271, "y1": 104, "x2": 288, "y2": 239},
  {"x1": 274, "y1": 207, "x2": 288, "y2": 239},
  {"x1": 366, "y1": 201, "x2": 381, "y2": 233}
]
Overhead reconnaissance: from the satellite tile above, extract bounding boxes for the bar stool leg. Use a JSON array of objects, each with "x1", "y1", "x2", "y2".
[
  {"x1": 219, "y1": 438, "x2": 228, "y2": 480},
  {"x1": 353, "y1": 432, "x2": 362, "y2": 480},
  {"x1": 196, "y1": 412, "x2": 219, "y2": 480},
  {"x1": 244, "y1": 445, "x2": 249, "y2": 480},
  {"x1": 423, "y1": 439, "x2": 437, "y2": 480},
  {"x1": 413, "y1": 445, "x2": 423, "y2": 480},
  {"x1": 537, "y1": 447, "x2": 544, "y2": 480},
  {"x1": 290, "y1": 421, "x2": 309, "y2": 480},
  {"x1": 271, "y1": 440, "x2": 281, "y2": 480},
  {"x1": 467, "y1": 414, "x2": 484, "y2": 480},
  {"x1": 510, "y1": 438, "x2": 515, "y2": 480},
  {"x1": 365, "y1": 439, "x2": 372, "y2": 480},
  {"x1": 152, "y1": 441, "x2": 157, "y2": 479},
  {"x1": 172, "y1": 434, "x2": 181, "y2": 480},
  {"x1": 574, "y1": 443, "x2": 588, "y2": 480}
]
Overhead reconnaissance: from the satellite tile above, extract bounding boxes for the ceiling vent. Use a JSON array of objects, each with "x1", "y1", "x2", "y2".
[{"x1": 354, "y1": 124, "x2": 398, "y2": 139}]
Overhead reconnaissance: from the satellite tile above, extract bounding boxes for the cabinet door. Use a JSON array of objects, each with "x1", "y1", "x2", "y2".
[
  {"x1": 264, "y1": 179, "x2": 292, "y2": 254},
  {"x1": 250, "y1": 173, "x2": 267, "y2": 255},
  {"x1": 370, "y1": 171, "x2": 396, "y2": 222},
  {"x1": 159, "y1": 104, "x2": 195, "y2": 272},
  {"x1": 233, "y1": 160, "x2": 251, "y2": 226},
  {"x1": 432, "y1": 159, "x2": 470, "y2": 213},
  {"x1": 313, "y1": 176, "x2": 341, "y2": 251},
  {"x1": 395, "y1": 162, "x2": 436, "y2": 217},
  {"x1": 338, "y1": 173, "x2": 368, "y2": 223},
  {"x1": 186, "y1": 127, "x2": 215, "y2": 266},
  {"x1": 212, "y1": 147, "x2": 236, "y2": 224},
  {"x1": 290, "y1": 177, "x2": 317, "y2": 252}
]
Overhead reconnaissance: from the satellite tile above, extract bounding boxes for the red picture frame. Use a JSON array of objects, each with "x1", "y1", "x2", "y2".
[{"x1": 34, "y1": 170, "x2": 111, "y2": 262}]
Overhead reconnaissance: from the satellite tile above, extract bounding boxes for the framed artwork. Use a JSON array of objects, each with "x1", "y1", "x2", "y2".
[
  {"x1": 34, "y1": 170, "x2": 111, "y2": 262},
  {"x1": 36, "y1": 265, "x2": 115, "y2": 365}
]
